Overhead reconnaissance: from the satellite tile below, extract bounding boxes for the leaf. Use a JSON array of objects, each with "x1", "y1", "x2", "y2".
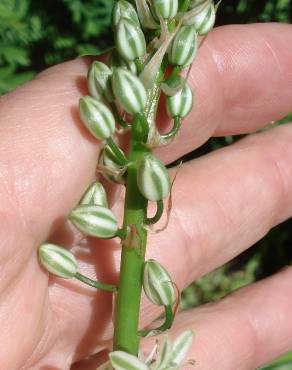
[
  {"x1": 109, "y1": 351, "x2": 149, "y2": 370},
  {"x1": 170, "y1": 330, "x2": 194, "y2": 366}
]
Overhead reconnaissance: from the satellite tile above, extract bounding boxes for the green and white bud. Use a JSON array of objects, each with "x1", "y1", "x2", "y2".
[
  {"x1": 99, "y1": 144, "x2": 127, "y2": 184},
  {"x1": 112, "y1": 0, "x2": 140, "y2": 27},
  {"x1": 79, "y1": 96, "x2": 115, "y2": 140},
  {"x1": 109, "y1": 351, "x2": 148, "y2": 370},
  {"x1": 38, "y1": 243, "x2": 77, "y2": 279},
  {"x1": 112, "y1": 68, "x2": 147, "y2": 114},
  {"x1": 166, "y1": 82, "x2": 193, "y2": 118},
  {"x1": 79, "y1": 182, "x2": 108, "y2": 207},
  {"x1": 135, "y1": 0, "x2": 158, "y2": 29},
  {"x1": 169, "y1": 25, "x2": 198, "y2": 67},
  {"x1": 137, "y1": 154, "x2": 170, "y2": 201},
  {"x1": 170, "y1": 330, "x2": 194, "y2": 366},
  {"x1": 116, "y1": 18, "x2": 146, "y2": 62},
  {"x1": 185, "y1": 1, "x2": 216, "y2": 35},
  {"x1": 154, "y1": 0, "x2": 178, "y2": 19},
  {"x1": 143, "y1": 259, "x2": 176, "y2": 306},
  {"x1": 69, "y1": 205, "x2": 118, "y2": 239},
  {"x1": 87, "y1": 61, "x2": 114, "y2": 102}
]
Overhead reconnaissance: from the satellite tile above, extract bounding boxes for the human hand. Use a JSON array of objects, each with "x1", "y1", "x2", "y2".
[{"x1": 0, "y1": 23, "x2": 292, "y2": 370}]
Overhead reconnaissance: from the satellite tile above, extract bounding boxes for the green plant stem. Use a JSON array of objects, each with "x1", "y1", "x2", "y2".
[
  {"x1": 75, "y1": 272, "x2": 117, "y2": 293},
  {"x1": 106, "y1": 137, "x2": 128, "y2": 166},
  {"x1": 161, "y1": 117, "x2": 181, "y2": 140},
  {"x1": 113, "y1": 61, "x2": 167, "y2": 355},
  {"x1": 145, "y1": 200, "x2": 164, "y2": 225},
  {"x1": 113, "y1": 140, "x2": 149, "y2": 354},
  {"x1": 139, "y1": 305, "x2": 174, "y2": 337}
]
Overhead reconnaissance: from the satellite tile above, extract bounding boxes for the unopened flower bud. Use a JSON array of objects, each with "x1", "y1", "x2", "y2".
[
  {"x1": 80, "y1": 182, "x2": 108, "y2": 207},
  {"x1": 112, "y1": 68, "x2": 147, "y2": 114},
  {"x1": 143, "y1": 259, "x2": 176, "y2": 306},
  {"x1": 137, "y1": 154, "x2": 170, "y2": 201},
  {"x1": 166, "y1": 83, "x2": 193, "y2": 118},
  {"x1": 69, "y1": 205, "x2": 119, "y2": 238},
  {"x1": 99, "y1": 144, "x2": 127, "y2": 184},
  {"x1": 39, "y1": 243, "x2": 77, "y2": 279},
  {"x1": 109, "y1": 351, "x2": 148, "y2": 370},
  {"x1": 154, "y1": 0, "x2": 178, "y2": 19},
  {"x1": 112, "y1": 0, "x2": 140, "y2": 27},
  {"x1": 169, "y1": 25, "x2": 198, "y2": 67},
  {"x1": 185, "y1": 1, "x2": 216, "y2": 35},
  {"x1": 79, "y1": 96, "x2": 115, "y2": 140},
  {"x1": 116, "y1": 18, "x2": 146, "y2": 61},
  {"x1": 87, "y1": 61, "x2": 114, "y2": 102}
]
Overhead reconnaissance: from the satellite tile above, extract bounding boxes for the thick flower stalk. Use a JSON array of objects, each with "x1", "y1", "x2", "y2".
[{"x1": 38, "y1": 0, "x2": 219, "y2": 368}]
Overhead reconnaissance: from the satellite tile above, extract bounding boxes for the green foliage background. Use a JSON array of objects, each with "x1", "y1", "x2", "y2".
[
  {"x1": 0, "y1": 0, "x2": 291, "y2": 367},
  {"x1": 1, "y1": 0, "x2": 291, "y2": 94}
]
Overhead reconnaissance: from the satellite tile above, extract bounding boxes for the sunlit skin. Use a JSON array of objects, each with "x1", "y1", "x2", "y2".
[{"x1": 0, "y1": 23, "x2": 292, "y2": 369}]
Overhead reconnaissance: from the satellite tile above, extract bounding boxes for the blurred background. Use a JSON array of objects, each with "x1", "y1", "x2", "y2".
[{"x1": 0, "y1": 0, "x2": 291, "y2": 368}]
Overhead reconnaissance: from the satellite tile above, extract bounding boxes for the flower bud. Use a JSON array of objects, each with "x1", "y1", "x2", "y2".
[
  {"x1": 39, "y1": 243, "x2": 77, "y2": 279},
  {"x1": 79, "y1": 182, "x2": 108, "y2": 207},
  {"x1": 154, "y1": 0, "x2": 178, "y2": 19},
  {"x1": 135, "y1": 0, "x2": 158, "y2": 29},
  {"x1": 87, "y1": 61, "x2": 114, "y2": 102},
  {"x1": 166, "y1": 82, "x2": 193, "y2": 118},
  {"x1": 112, "y1": 68, "x2": 147, "y2": 114},
  {"x1": 168, "y1": 25, "x2": 198, "y2": 67},
  {"x1": 109, "y1": 351, "x2": 148, "y2": 370},
  {"x1": 69, "y1": 205, "x2": 119, "y2": 239},
  {"x1": 99, "y1": 144, "x2": 127, "y2": 184},
  {"x1": 143, "y1": 259, "x2": 176, "y2": 306},
  {"x1": 112, "y1": 0, "x2": 140, "y2": 28},
  {"x1": 137, "y1": 154, "x2": 170, "y2": 201},
  {"x1": 79, "y1": 96, "x2": 115, "y2": 140},
  {"x1": 185, "y1": 1, "x2": 216, "y2": 35},
  {"x1": 116, "y1": 18, "x2": 146, "y2": 62}
]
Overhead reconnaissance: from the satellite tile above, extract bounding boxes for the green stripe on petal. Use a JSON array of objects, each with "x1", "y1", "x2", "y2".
[
  {"x1": 79, "y1": 96, "x2": 115, "y2": 140},
  {"x1": 87, "y1": 61, "x2": 114, "y2": 102},
  {"x1": 109, "y1": 351, "x2": 148, "y2": 370},
  {"x1": 143, "y1": 259, "x2": 176, "y2": 306},
  {"x1": 154, "y1": 0, "x2": 178, "y2": 19},
  {"x1": 116, "y1": 18, "x2": 146, "y2": 62},
  {"x1": 184, "y1": 1, "x2": 216, "y2": 35},
  {"x1": 112, "y1": 67, "x2": 147, "y2": 114},
  {"x1": 137, "y1": 154, "x2": 170, "y2": 201},
  {"x1": 69, "y1": 205, "x2": 118, "y2": 238},
  {"x1": 79, "y1": 182, "x2": 108, "y2": 207},
  {"x1": 166, "y1": 82, "x2": 193, "y2": 118},
  {"x1": 99, "y1": 144, "x2": 127, "y2": 184},
  {"x1": 169, "y1": 25, "x2": 198, "y2": 67},
  {"x1": 112, "y1": 0, "x2": 140, "y2": 28},
  {"x1": 170, "y1": 330, "x2": 194, "y2": 366},
  {"x1": 39, "y1": 243, "x2": 78, "y2": 279},
  {"x1": 155, "y1": 337, "x2": 173, "y2": 369}
]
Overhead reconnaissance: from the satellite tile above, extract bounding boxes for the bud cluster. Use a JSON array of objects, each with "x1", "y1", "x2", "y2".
[{"x1": 38, "y1": 0, "x2": 219, "y2": 366}]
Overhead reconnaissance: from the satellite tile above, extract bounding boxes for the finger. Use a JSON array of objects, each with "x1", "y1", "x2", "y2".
[
  {"x1": 47, "y1": 123, "x2": 292, "y2": 361},
  {"x1": 149, "y1": 123, "x2": 292, "y2": 290},
  {"x1": 158, "y1": 22, "x2": 292, "y2": 161},
  {"x1": 0, "y1": 58, "x2": 101, "y2": 286},
  {"x1": 150, "y1": 267, "x2": 292, "y2": 370}
]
